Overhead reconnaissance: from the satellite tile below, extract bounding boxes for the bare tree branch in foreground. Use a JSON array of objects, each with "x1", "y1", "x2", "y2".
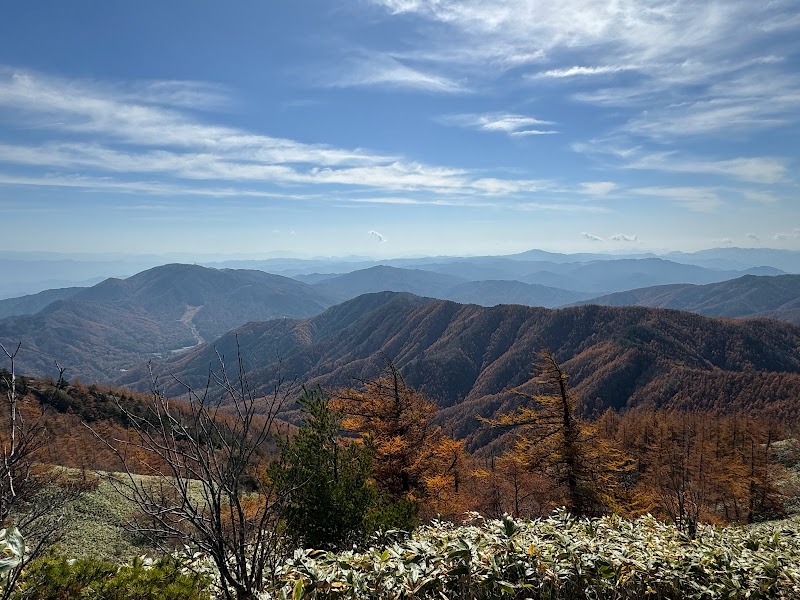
[
  {"x1": 95, "y1": 342, "x2": 295, "y2": 600},
  {"x1": 0, "y1": 343, "x2": 76, "y2": 599}
]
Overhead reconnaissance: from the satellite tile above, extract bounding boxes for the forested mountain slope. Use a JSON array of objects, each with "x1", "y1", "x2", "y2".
[
  {"x1": 134, "y1": 292, "x2": 800, "y2": 447},
  {"x1": 576, "y1": 274, "x2": 800, "y2": 323},
  {"x1": 0, "y1": 264, "x2": 334, "y2": 382},
  {"x1": 0, "y1": 286, "x2": 83, "y2": 319}
]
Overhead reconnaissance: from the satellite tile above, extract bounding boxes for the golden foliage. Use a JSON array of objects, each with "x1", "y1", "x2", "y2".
[{"x1": 332, "y1": 362, "x2": 469, "y2": 518}]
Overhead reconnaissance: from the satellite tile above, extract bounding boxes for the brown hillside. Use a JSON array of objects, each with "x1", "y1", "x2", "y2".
[{"x1": 135, "y1": 293, "x2": 800, "y2": 448}]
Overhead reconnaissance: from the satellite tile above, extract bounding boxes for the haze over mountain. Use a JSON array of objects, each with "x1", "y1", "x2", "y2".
[
  {"x1": 2, "y1": 247, "x2": 796, "y2": 303},
  {"x1": 503, "y1": 247, "x2": 800, "y2": 273},
  {"x1": 133, "y1": 292, "x2": 800, "y2": 448},
  {"x1": 311, "y1": 266, "x2": 467, "y2": 303},
  {"x1": 443, "y1": 280, "x2": 590, "y2": 307},
  {"x1": 0, "y1": 255, "x2": 167, "y2": 299},
  {"x1": 518, "y1": 259, "x2": 782, "y2": 294},
  {"x1": 307, "y1": 265, "x2": 591, "y2": 307},
  {"x1": 576, "y1": 275, "x2": 800, "y2": 324},
  {"x1": 0, "y1": 264, "x2": 334, "y2": 382},
  {"x1": 0, "y1": 287, "x2": 83, "y2": 320},
  {"x1": 303, "y1": 258, "x2": 783, "y2": 299}
]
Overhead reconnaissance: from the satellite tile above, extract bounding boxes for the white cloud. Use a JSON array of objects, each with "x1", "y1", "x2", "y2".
[
  {"x1": 633, "y1": 186, "x2": 722, "y2": 212},
  {"x1": 531, "y1": 65, "x2": 638, "y2": 79},
  {"x1": 0, "y1": 69, "x2": 395, "y2": 166},
  {"x1": 0, "y1": 67, "x2": 567, "y2": 200},
  {"x1": 369, "y1": 230, "x2": 388, "y2": 243},
  {"x1": 510, "y1": 129, "x2": 559, "y2": 137},
  {"x1": 610, "y1": 233, "x2": 638, "y2": 242},
  {"x1": 578, "y1": 181, "x2": 616, "y2": 196},
  {"x1": 368, "y1": 1, "x2": 800, "y2": 141},
  {"x1": 370, "y1": 1, "x2": 795, "y2": 76},
  {"x1": 745, "y1": 233, "x2": 760, "y2": 241},
  {"x1": 0, "y1": 171, "x2": 315, "y2": 199},
  {"x1": 372, "y1": 0, "x2": 745, "y2": 62},
  {"x1": 0, "y1": 141, "x2": 554, "y2": 195},
  {"x1": 581, "y1": 231, "x2": 602, "y2": 241},
  {"x1": 442, "y1": 112, "x2": 557, "y2": 136}
]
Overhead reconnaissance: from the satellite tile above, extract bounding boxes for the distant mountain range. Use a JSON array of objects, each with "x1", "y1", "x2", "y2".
[
  {"x1": 576, "y1": 275, "x2": 800, "y2": 324},
  {"x1": 126, "y1": 292, "x2": 800, "y2": 449},
  {"x1": 503, "y1": 247, "x2": 800, "y2": 273},
  {"x1": 285, "y1": 258, "x2": 781, "y2": 305},
  {"x1": 2, "y1": 259, "x2": 799, "y2": 388},
  {"x1": 3, "y1": 246, "x2": 797, "y2": 300},
  {"x1": 209, "y1": 246, "x2": 800, "y2": 278},
  {"x1": 294, "y1": 258, "x2": 781, "y2": 296},
  {"x1": 0, "y1": 264, "x2": 333, "y2": 382},
  {"x1": 306, "y1": 265, "x2": 592, "y2": 306},
  {"x1": 0, "y1": 287, "x2": 84, "y2": 320}
]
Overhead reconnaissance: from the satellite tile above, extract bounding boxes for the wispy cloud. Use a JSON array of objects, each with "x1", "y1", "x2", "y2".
[
  {"x1": 575, "y1": 142, "x2": 789, "y2": 185},
  {"x1": 0, "y1": 171, "x2": 315, "y2": 199},
  {"x1": 326, "y1": 54, "x2": 466, "y2": 93},
  {"x1": 369, "y1": 0, "x2": 800, "y2": 143},
  {"x1": 742, "y1": 190, "x2": 779, "y2": 204},
  {"x1": 0, "y1": 68, "x2": 394, "y2": 166},
  {"x1": 370, "y1": 1, "x2": 795, "y2": 77},
  {"x1": 580, "y1": 231, "x2": 602, "y2": 242},
  {"x1": 633, "y1": 186, "x2": 722, "y2": 213},
  {"x1": 441, "y1": 112, "x2": 557, "y2": 136},
  {"x1": 774, "y1": 228, "x2": 800, "y2": 241},
  {"x1": 0, "y1": 67, "x2": 570, "y2": 201},
  {"x1": 745, "y1": 233, "x2": 761, "y2": 241},
  {"x1": 625, "y1": 153, "x2": 788, "y2": 184}
]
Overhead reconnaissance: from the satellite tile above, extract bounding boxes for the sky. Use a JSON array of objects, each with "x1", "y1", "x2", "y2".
[{"x1": 0, "y1": 0, "x2": 798, "y2": 258}]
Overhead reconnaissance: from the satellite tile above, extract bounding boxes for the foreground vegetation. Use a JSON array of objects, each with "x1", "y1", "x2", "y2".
[
  {"x1": 276, "y1": 512, "x2": 800, "y2": 599},
  {"x1": 7, "y1": 511, "x2": 799, "y2": 599},
  {"x1": 1, "y1": 344, "x2": 799, "y2": 598}
]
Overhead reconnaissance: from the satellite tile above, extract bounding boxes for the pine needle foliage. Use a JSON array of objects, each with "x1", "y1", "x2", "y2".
[{"x1": 482, "y1": 349, "x2": 630, "y2": 516}]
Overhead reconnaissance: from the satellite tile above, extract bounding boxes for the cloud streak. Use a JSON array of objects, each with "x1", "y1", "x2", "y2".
[
  {"x1": 441, "y1": 112, "x2": 557, "y2": 136},
  {"x1": 633, "y1": 186, "x2": 722, "y2": 213},
  {"x1": 0, "y1": 67, "x2": 571, "y2": 202},
  {"x1": 327, "y1": 54, "x2": 466, "y2": 93},
  {"x1": 575, "y1": 142, "x2": 789, "y2": 185},
  {"x1": 531, "y1": 65, "x2": 638, "y2": 79}
]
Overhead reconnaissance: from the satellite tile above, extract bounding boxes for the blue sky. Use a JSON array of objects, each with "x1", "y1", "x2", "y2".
[{"x1": 0, "y1": 0, "x2": 798, "y2": 258}]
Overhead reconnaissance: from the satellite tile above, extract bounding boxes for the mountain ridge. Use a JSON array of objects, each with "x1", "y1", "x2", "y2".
[
  {"x1": 130, "y1": 292, "x2": 800, "y2": 448},
  {"x1": 0, "y1": 263, "x2": 335, "y2": 382},
  {"x1": 575, "y1": 274, "x2": 800, "y2": 323}
]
